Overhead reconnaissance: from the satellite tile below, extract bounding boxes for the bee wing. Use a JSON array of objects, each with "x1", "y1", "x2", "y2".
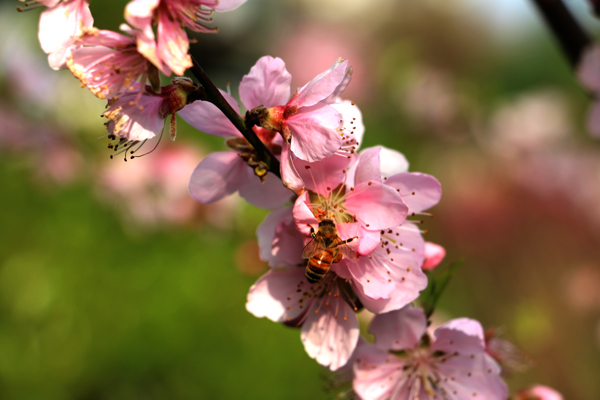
[
  {"x1": 302, "y1": 239, "x2": 319, "y2": 259},
  {"x1": 338, "y1": 242, "x2": 359, "y2": 263}
]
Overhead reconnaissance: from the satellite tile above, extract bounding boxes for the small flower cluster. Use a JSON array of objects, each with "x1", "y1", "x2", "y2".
[
  {"x1": 21, "y1": 2, "x2": 564, "y2": 399},
  {"x1": 20, "y1": 0, "x2": 246, "y2": 158}
]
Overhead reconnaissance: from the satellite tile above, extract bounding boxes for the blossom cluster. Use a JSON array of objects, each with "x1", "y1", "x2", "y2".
[{"x1": 22, "y1": 1, "x2": 564, "y2": 399}]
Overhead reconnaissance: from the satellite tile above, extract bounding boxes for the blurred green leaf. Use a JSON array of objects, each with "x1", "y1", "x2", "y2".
[{"x1": 420, "y1": 258, "x2": 464, "y2": 319}]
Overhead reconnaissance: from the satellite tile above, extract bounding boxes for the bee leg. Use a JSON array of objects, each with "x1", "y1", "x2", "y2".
[
  {"x1": 307, "y1": 224, "x2": 316, "y2": 239},
  {"x1": 341, "y1": 236, "x2": 359, "y2": 245}
]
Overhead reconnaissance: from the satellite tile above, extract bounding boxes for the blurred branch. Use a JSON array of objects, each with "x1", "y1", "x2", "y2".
[
  {"x1": 530, "y1": 0, "x2": 592, "y2": 66},
  {"x1": 188, "y1": 56, "x2": 281, "y2": 179}
]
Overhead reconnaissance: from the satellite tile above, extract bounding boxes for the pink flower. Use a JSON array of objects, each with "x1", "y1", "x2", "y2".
[
  {"x1": 292, "y1": 147, "x2": 413, "y2": 257},
  {"x1": 97, "y1": 143, "x2": 229, "y2": 226},
  {"x1": 125, "y1": 0, "x2": 247, "y2": 76},
  {"x1": 103, "y1": 78, "x2": 198, "y2": 158},
  {"x1": 67, "y1": 26, "x2": 155, "y2": 100},
  {"x1": 422, "y1": 242, "x2": 446, "y2": 270},
  {"x1": 31, "y1": 0, "x2": 94, "y2": 70},
  {"x1": 513, "y1": 385, "x2": 563, "y2": 400},
  {"x1": 246, "y1": 266, "x2": 360, "y2": 371},
  {"x1": 353, "y1": 306, "x2": 508, "y2": 400},
  {"x1": 179, "y1": 56, "x2": 363, "y2": 193},
  {"x1": 261, "y1": 58, "x2": 354, "y2": 164}
]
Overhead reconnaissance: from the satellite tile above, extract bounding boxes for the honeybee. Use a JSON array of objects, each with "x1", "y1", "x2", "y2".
[{"x1": 302, "y1": 219, "x2": 359, "y2": 283}]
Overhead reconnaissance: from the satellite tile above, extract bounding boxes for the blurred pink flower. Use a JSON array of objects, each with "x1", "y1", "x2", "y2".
[
  {"x1": 0, "y1": 104, "x2": 84, "y2": 185},
  {"x1": 488, "y1": 90, "x2": 572, "y2": 156},
  {"x1": 124, "y1": 0, "x2": 247, "y2": 76},
  {"x1": 274, "y1": 23, "x2": 371, "y2": 104},
  {"x1": 24, "y1": 0, "x2": 94, "y2": 70},
  {"x1": 422, "y1": 242, "x2": 446, "y2": 270},
  {"x1": 513, "y1": 385, "x2": 563, "y2": 400},
  {"x1": 98, "y1": 143, "x2": 228, "y2": 226},
  {"x1": 353, "y1": 306, "x2": 508, "y2": 400}
]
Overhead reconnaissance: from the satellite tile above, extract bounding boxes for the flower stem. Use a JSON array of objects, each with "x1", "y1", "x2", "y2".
[
  {"x1": 188, "y1": 56, "x2": 281, "y2": 179},
  {"x1": 530, "y1": 0, "x2": 591, "y2": 67}
]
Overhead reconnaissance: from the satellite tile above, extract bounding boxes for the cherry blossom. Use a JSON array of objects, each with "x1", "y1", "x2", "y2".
[
  {"x1": 292, "y1": 147, "x2": 408, "y2": 257},
  {"x1": 103, "y1": 78, "x2": 198, "y2": 159},
  {"x1": 513, "y1": 385, "x2": 563, "y2": 400},
  {"x1": 179, "y1": 57, "x2": 296, "y2": 208},
  {"x1": 246, "y1": 266, "x2": 360, "y2": 371},
  {"x1": 180, "y1": 55, "x2": 363, "y2": 193},
  {"x1": 260, "y1": 58, "x2": 355, "y2": 168},
  {"x1": 25, "y1": 0, "x2": 94, "y2": 70},
  {"x1": 422, "y1": 242, "x2": 446, "y2": 270},
  {"x1": 353, "y1": 306, "x2": 508, "y2": 400},
  {"x1": 125, "y1": 0, "x2": 247, "y2": 76},
  {"x1": 67, "y1": 26, "x2": 157, "y2": 100}
]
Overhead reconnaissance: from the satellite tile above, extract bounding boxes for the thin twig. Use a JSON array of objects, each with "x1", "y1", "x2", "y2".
[
  {"x1": 188, "y1": 56, "x2": 281, "y2": 178},
  {"x1": 530, "y1": 0, "x2": 592, "y2": 67}
]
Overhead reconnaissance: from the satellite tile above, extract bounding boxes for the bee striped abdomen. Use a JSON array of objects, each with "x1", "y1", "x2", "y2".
[{"x1": 305, "y1": 248, "x2": 336, "y2": 283}]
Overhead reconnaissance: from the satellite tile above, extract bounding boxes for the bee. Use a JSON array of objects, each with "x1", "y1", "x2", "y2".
[{"x1": 302, "y1": 219, "x2": 359, "y2": 283}]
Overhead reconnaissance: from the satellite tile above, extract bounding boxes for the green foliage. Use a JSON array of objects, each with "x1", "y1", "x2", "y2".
[{"x1": 419, "y1": 259, "x2": 464, "y2": 319}]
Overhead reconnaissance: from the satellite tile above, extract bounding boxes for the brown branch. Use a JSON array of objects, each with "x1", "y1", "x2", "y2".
[
  {"x1": 188, "y1": 56, "x2": 281, "y2": 179},
  {"x1": 531, "y1": 0, "x2": 592, "y2": 67}
]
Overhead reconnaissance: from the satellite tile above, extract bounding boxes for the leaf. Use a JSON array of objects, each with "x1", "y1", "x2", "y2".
[{"x1": 420, "y1": 258, "x2": 464, "y2": 319}]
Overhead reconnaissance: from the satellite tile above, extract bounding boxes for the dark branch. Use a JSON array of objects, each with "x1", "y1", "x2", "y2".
[
  {"x1": 531, "y1": 0, "x2": 592, "y2": 67},
  {"x1": 188, "y1": 56, "x2": 281, "y2": 178}
]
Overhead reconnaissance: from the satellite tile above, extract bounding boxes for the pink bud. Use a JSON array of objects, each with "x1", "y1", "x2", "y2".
[{"x1": 422, "y1": 241, "x2": 446, "y2": 270}]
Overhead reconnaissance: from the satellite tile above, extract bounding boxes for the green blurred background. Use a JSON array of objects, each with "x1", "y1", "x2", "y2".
[{"x1": 1, "y1": 0, "x2": 600, "y2": 398}]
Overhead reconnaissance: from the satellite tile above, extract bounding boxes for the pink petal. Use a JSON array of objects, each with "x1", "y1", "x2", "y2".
[
  {"x1": 426, "y1": 317, "x2": 506, "y2": 399},
  {"x1": 295, "y1": 152, "x2": 352, "y2": 195},
  {"x1": 287, "y1": 103, "x2": 343, "y2": 162},
  {"x1": 212, "y1": 0, "x2": 248, "y2": 11},
  {"x1": 124, "y1": 0, "x2": 159, "y2": 33},
  {"x1": 423, "y1": 242, "x2": 446, "y2": 270},
  {"x1": 332, "y1": 100, "x2": 365, "y2": 151},
  {"x1": 157, "y1": 13, "x2": 192, "y2": 76},
  {"x1": 434, "y1": 318, "x2": 486, "y2": 351},
  {"x1": 239, "y1": 56, "x2": 292, "y2": 110},
  {"x1": 290, "y1": 58, "x2": 351, "y2": 108},
  {"x1": 280, "y1": 142, "x2": 305, "y2": 193},
  {"x1": 577, "y1": 45, "x2": 600, "y2": 92},
  {"x1": 356, "y1": 226, "x2": 381, "y2": 256},
  {"x1": 347, "y1": 223, "x2": 426, "y2": 301},
  {"x1": 369, "y1": 306, "x2": 427, "y2": 351},
  {"x1": 178, "y1": 90, "x2": 242, "y2": 138},
  {"x1": 353, "y1": 344, "x2": 406, "y2": 400},
  {"x1": 385, "y1": 172, "x2": 442, "y2": 214},
  {"x1": 353, "y1": 147, "x2": 382, "y2": 186},
  {"x1": 301, "y1": 298, "x2": 360, "y2": 371},
  {"x1": 103, "y1": 88, "x2": 165, "y2": 141},
  {"x1": 257, "y1": 207, "x2": 297, "y2": 267},
  {"x1": 379, "y1": 146, "x2": 409, "y2": 178},
  {"x1": 38, "y1": 0, "x2": 94, "y2": 70},
  {"x1": 246, "y1": 268, "x2": 308, "y2": 322},
  {"x1": 344, "y1": 183, "x2": 408, "y2": 230},
  {"x1": 188, "y1": 151, "x2": 249, "y2": 204},
  {"x1": 238, "y1": 171, "x2": 295, "y2": 209},
  {"x1": 292, "y1": 193, "x2": 318, "y2": 236}
]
